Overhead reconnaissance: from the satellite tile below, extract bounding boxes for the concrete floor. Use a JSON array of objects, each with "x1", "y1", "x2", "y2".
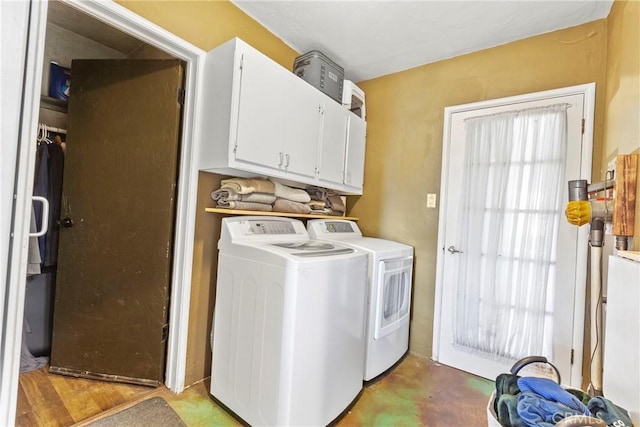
[{"x1": 159, "y1": 353, "x2": 494, "y2": 426}]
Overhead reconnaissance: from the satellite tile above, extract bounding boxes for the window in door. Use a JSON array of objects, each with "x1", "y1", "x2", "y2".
[{"x1": 433, "y1": 85, "x2": 594, "y2": 386}]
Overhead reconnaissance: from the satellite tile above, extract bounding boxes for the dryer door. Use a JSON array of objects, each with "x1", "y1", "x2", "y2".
[{"x1": 374, "y1": 255, "x2": 413, "y2": 339}]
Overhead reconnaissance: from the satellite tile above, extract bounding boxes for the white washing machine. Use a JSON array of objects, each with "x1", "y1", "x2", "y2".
[
  {"x1": 210, "y1": 216, "x2": 368, "y2": 426},
  {"x1": 307, "y1": 219, "x2": 414, "y2": 381}
]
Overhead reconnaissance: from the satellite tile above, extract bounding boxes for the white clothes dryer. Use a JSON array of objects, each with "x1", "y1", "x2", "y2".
[
  {"x1": 307, "y1": 219, "x2": 414, "y2": 381},
  {"x1": 211, "y1": 216, "x2": 368, "y2": 427}
]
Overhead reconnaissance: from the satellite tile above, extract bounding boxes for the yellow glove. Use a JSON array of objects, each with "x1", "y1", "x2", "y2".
[{"x1": 565, "y1": 200, "x2": 591, "y2": 226}]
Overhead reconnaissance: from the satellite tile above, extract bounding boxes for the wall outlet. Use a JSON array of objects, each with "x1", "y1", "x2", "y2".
[{"x1": 427, "y1": 193, "x2": 437, "y2": 208}]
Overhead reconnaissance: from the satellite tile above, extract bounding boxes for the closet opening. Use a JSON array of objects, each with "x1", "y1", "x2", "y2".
[{"x1": 18, "y1": 1, "x2": 187, "y2": 424}]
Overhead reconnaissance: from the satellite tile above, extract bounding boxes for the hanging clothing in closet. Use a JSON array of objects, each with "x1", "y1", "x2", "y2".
[
  {"x1": 26, "y1": 208, "x2": 41, "y2": 276},
  {"x1": 32, "y1": 130, "x2": 65, "y2": 267},
  {"x1": 22, "y1": 128, "x2": 66, "y2": 373},
  {"x1": 44, "y1": 135, "x2": 64, "y2": 266},
  {"x1": 32, "y1": 141, "x2": 49, "y2": 265}
]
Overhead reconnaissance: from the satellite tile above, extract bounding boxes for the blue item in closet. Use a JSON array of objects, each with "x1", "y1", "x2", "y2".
[{"x1": 49, "y1": 62, "x2": 70, "y2": 101}]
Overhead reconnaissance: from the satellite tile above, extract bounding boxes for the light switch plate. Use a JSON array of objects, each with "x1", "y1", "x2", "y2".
[{"x1": 427, "y1": 193, "x2": 437, "y2": 208}]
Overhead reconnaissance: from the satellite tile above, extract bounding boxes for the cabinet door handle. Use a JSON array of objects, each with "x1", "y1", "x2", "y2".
[
  {"x1": 284, "y1": 154, "x2": 290, "y2": 168},
  {"x1": 278, "y1": 152, "x2": 284, "y2": 167}
]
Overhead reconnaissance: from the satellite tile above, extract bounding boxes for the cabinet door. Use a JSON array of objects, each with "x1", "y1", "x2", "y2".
[
  {"x1": 234, "y1": 46, "x2": 287, "y2": 170},
  {"x1": 344, "y1": 114, "x2": 367, "y2": 191},
  {"x1": 317, "y1": 100, "x2": 348, "y2": 184},
  {"x1": 279, "y1": 74, "x2": 322, "y2": 179}
]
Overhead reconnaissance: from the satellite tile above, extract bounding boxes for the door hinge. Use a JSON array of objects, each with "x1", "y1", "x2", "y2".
[
  {"x1": 162, "y1": 324, "x2": 169, "y2": 342},
  {"x1": 570, "y1": 348, "x2": 575, "y2": 364},
  {"x1": 240, "y1": 54, "x2": 244, "y2": 71},
  {"x1": 177, "y1": 87, "x2": 185, "y2": 105},
  {"x1": 581, "y1": 119, "x2": 585, "y2": 134}
]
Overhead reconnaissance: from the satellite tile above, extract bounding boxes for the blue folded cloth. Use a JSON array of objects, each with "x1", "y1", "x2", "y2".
[
  {"x1": 517, "y1": 377, "x2": 591, "y2": 415},
  {"x1": 517, "y1": 391, "x2": 588, "y2": 426},
  {"x1": 588, "y1": 396, "x2": 633, "y2": 427}
]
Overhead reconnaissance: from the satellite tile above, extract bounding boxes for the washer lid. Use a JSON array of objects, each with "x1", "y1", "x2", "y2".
[
  {"x1": 339, "y1": 237, "x2": 413, "y2": 255},
  {"x1": 271, "y1": 241, "x2": 355, "y2": 257}
]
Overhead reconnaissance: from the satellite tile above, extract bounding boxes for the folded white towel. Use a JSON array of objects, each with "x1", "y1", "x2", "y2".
[
  {"x1": 273, "y1": 198, "x2": 312, "y2": 214},
  {"x1": 309, "y1": 207, "x2": 332, "y2": 215},
  {"x1": 220, "y1": 178, "x2": 275, "y2": 195},
  {"x1": 308, "y1": 200, "x2": 326, "y2": 210},
  {"x1": 271, "y1": 180, "x2": 311, "y2": 203},
  {"x1": 327, "y1": 194, "x2": 345, "y2": 213},
  {"x1": 212, "y1": 189, "x2": 276, "y2": 205},
  {"x1": 216, "y1": 200, "x2": 273, "y2": 211}
]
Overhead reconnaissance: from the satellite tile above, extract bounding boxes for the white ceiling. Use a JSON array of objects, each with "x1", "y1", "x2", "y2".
[{"x1": 232, "y1": 0, "x2": 614, "y2": 82}]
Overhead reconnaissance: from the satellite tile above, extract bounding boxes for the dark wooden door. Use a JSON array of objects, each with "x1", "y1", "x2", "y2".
[{"x1": 50, "y1": 60, "x2": 183, "y2": 386}]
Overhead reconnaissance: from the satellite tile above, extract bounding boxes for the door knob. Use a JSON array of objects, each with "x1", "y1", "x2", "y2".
[
  {"x1": 61, "y1": 217, "x2": 74, "y2": 228},
  {"x1": 447, "y1": 245, "x2": 463, "y2": 254}
]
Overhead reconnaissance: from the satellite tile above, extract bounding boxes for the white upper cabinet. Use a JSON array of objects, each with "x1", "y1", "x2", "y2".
[
  {"x1": 233, "y1": 44, "x2": 320, "y2": 180},
  {"x1": 344, "y1": 112, "x2": 367, "y2": 190},
  {"x1": 317, "y1": 105, "x2": 367, "y2": 192},
  {"x1": 200, "y1": 38, "x2": 366, "y2": 194},
  {"x1": 317, "y1": 99, "x2": 348, "y2": 185}
]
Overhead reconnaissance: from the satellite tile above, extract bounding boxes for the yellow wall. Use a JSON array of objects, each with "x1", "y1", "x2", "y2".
[
  {"x1": 117, "y1": 0, "x2": 299, "y2": 385},
  {"x1": 350, "y1": 20, "x2": 609, "y2": 358},
  {"x1": 603, "y1": 0, "x2": 640, "y2": 251},
  {"x1": 117, "y1": 0, "x2": 297, "y2": 67}
]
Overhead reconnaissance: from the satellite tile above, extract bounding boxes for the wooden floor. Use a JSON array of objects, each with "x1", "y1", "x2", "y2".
[
  {"x1": 16, "y1": 366, "x2": 155, "y2": 426},
  {"x1": 16, "y1": 355, "x2": 494, "y2": 426}
]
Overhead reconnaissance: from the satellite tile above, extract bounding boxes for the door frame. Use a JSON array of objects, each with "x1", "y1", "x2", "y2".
[
  {"x1": 432, "y1": 83, "x2": 595, "y2": 387},
  {"x1": 1, "y1": 0, "x2": 205, "y2": 423}
]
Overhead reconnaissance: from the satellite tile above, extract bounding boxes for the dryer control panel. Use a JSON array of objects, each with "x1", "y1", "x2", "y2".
[
  {"x1": 325, "y1": 221, "x2": 356, "y2": 233},
  {"x1": 307, "y1": 219, "x2": 363, "y2": 239}
]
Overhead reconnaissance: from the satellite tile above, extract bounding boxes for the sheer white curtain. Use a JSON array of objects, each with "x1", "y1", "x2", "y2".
[{"x1": 453, "y1": 103, "x2": 569, "y2": 362}]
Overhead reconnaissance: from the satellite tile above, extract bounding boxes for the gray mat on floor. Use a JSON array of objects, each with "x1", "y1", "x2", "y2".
[{"x1": 87, "y1": 397, "x2": 186, "y2": 427}]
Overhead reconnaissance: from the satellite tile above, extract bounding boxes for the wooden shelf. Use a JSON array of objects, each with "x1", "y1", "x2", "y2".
[
  {"x1": 205, "y1": 207, "x2": 358, "y2": 221},
  {"x1": 40, "y1": 96, "x2": 68, "y2": 113}
]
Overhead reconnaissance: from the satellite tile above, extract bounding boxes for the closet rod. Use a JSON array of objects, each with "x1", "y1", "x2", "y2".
[{"x1": 42, "y1": 125, "x2": 67, "y2": 135}]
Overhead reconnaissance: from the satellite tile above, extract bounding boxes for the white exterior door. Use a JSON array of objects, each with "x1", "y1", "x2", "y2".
[{"x1": 433, "y1": 85, "x2": 595, "y2": 387}]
